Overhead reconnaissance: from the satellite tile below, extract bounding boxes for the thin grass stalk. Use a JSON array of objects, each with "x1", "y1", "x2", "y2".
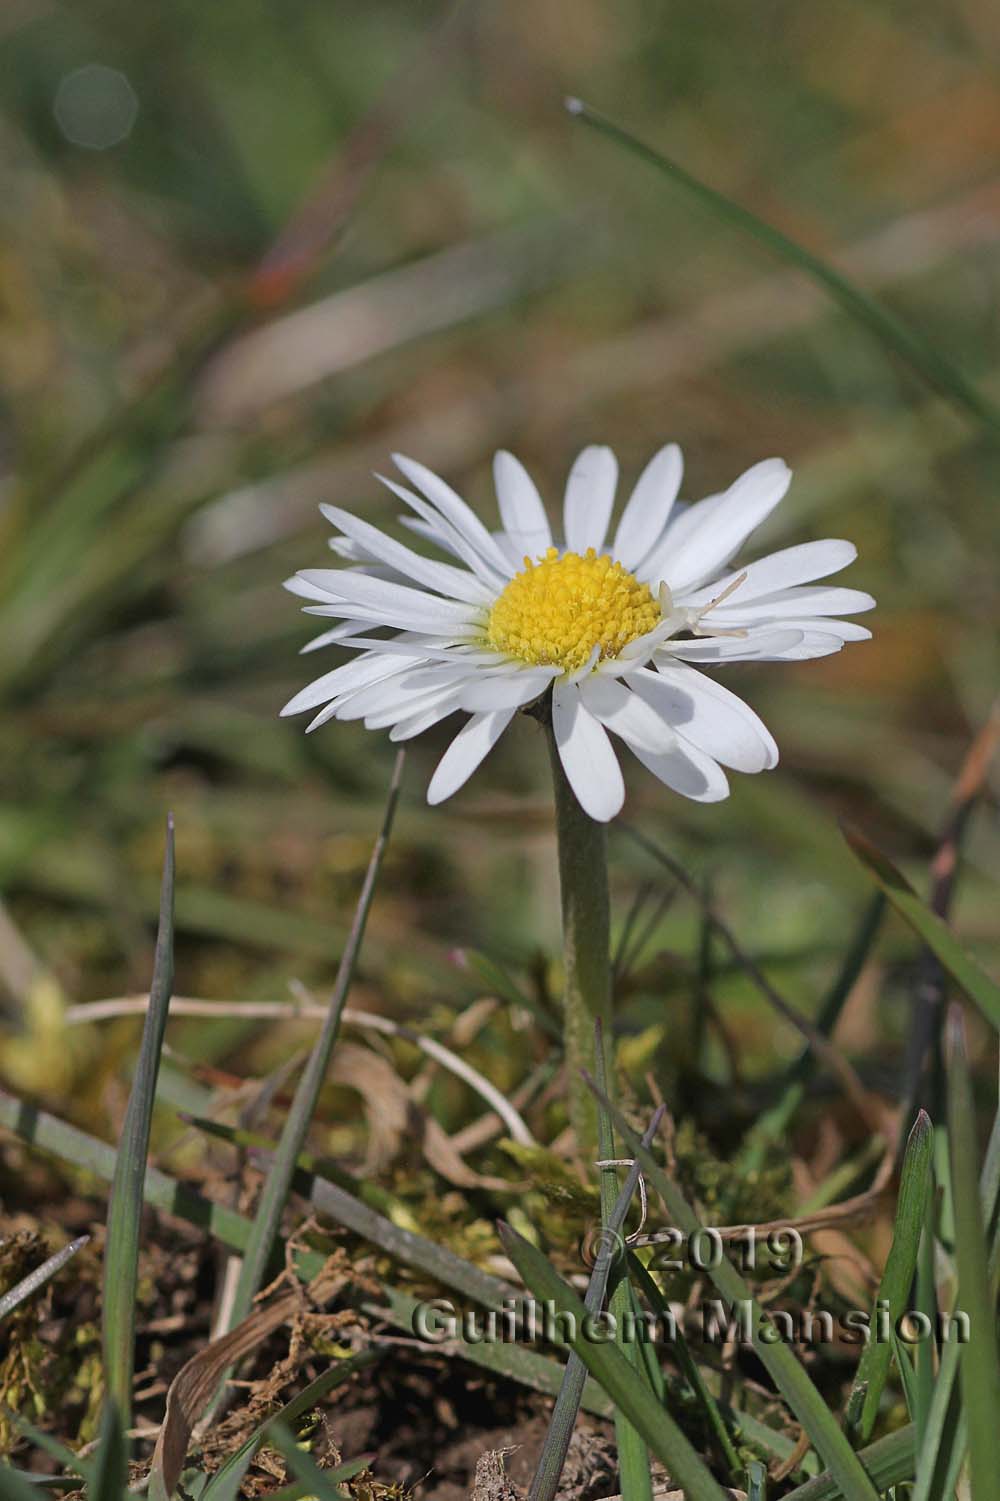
[
  {"x1": 547, "y1": 727, "x2": 612, "y2": 1152},
  {"x1": 566, "y1": 100, "x2": 1000, "y2": 435},
  {"x1": 0, "y1": 1235, "x2": 89, "y2": 1322},
  {"x1": 227, "y1": 751, "x2": 404, "y2": 1331},
  {"x1": 101, "y1": 817, "x2": 175, "y2": 1433}
]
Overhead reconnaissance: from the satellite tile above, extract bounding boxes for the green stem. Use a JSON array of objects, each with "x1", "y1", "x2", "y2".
[{"x1": 547, "y1": 727, "x2": 612, "y2": 1151}]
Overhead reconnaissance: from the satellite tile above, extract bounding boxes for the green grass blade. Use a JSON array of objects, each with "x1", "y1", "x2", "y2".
[
  {"x1": 88, "y1": 1401, "x2": 126, "y2": 1501},
  {"x1": 846, "y1": 830, "x2": 1000, "y2": 1030},
  {"x1": 458, "y1": 949, "x2": 561, "y2": 1040},
  {"x1": 266, "y1": 1423, "x2": 369, "y2": 1500},
  {"x1": 498, "y1": 1222, "x2": 730, "y2": 1501},
  {"x1": 627, "y1": 1253, "x2": 741, "y2": 1477},
  {"x1": 527, "y1": 1099, "x2": 664, "y2": 1501},
  {"x1": 593, "y1": 1025, "x2": 652, "y2": 1501},
  {"x1": 0, "y1": 1235, "x2": 89, "y2": 1322},
  {"x1": 0, "y1": 1464, "x2": 52, "y2": 1501},
  {"x1": 582, "y1": 1075, "x2": 880, "y2": 1501},
  {"x1": 945, "y1": 1006, "x2": 1000, "y2": 1501},
  {"x1": 566, "y1": 100, "x2": 1000, "y2": 435},
  {"x1": 3, "y1": 1410, "x2": 96, "y2": 1487},
  {"x1": 227, "y1": 751, "x2": 404, "y2": 1330},
  {"x1": 102, "y1": 817, "x2": 175, "y2": 1433},
  {"x1": 912, "y1": 1209, "x2": 936, "y2": 1444},
  {"x1": 201, "y1": 1355, "x2": 380, "y2": 1501},
  {"x1": 0, "y1": 1087, "x2": 615, "y2": 1422},
  {"x1": 782, "y1": 1426, "x2": 915, "y2": 1500},
  {"x1": 846, "y1": 1109, "x2": 933, "y2": 1444},
  {"x1": 737, "y1": 895, "x2": 885, "y2": 1177}
]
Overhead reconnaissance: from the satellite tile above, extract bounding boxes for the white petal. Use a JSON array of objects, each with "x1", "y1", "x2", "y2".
[
  {"x1": 301, "y1": 621, "x2": 371, "y2": 654},
  {"x1": 392, "y1": 453, "x2": 515, "y2": 576},
  {"x1": 389, "y1": 694, "x2": 463, "y2": 741},
  {"x1": 337, "y1": 665, "x2": 469, "y2": 722},
  {"x1": 281, "y1": 653, "x2": 414, "y2": 717},
  {"x1": 494, "y1": 451, "x2": 552, "y2": 562},
  {"x1": 426, "y1": 709, "x2": 516, "y2": 804},
  {"x1": 664, "y1": 630, "x2": 807, "y2": 663},
  {"x1": 297, "y1": 570, "x2": 486, "y2": 630},
  {"x1": 563, "y1": 446, "x2": 618, "y2": 555},
  {"x1": 552, "y1": 679, "x2": 625, "y2": 822},
  {"x1": 630, "y1": 740, "x2": 730, "y2": 803},
  {"x1": 705, "y1": 585, "x2": 876, "y2": 622},
  {"x1": 320, "y1": 505, "x2": 493, "y2": 605},
  {"x1": 365, "y1": 676, "x2": 471, "y2": 729},
  {"x1": 459, "y1": 669, "x2": 555, "y2": 713},
  {"x1": 775, "y1": 617, "x2": 871, "y2": 642},
  {"x1": 632, "y1": 663, "x2": 777, "y2": 772},
  {"x1": 680, "y1": 539, "x2": 858, "y2": 607},
  {"x1": 382, "y1": 476, "x2": 510, "y2": 586},
  {"x1": 658, "y1": 459, "x2": 791, "y2": 594},
  {"x1": 611, "y1": 444, "x2": 683, "y2": 569},
  {"x1": 579, "y1": 674, "x2": 677, "y2": 754}
]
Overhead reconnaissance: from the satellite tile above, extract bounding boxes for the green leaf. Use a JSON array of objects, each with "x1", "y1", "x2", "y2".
[
  {"x1": 945, "y1": 1007, "x2": 1000, "y2": 1501},
  {"x1": 498, "y1": 1222, "x2": 731, "y2": 1501},
  {"x1": 581, "y1": 1075, "x2": 880, "y2": 1501},
  {"x1": 227, "y1": 751, "x2": 404, "y2": 1331},
  {"x1": 846, "y1": 1109, "x2": 933, "y2": 1444},
  {"x1": 527, "y1": 1096, "x2": 664, "y2": 1501},
  {"x1": 627, "y1": 1253, "x2": 741, "y2": 1478},
  {"x1": 102, "y1": 817, "x2": 175, "y2": 1432},
  {"x1": 566, "y1": 99, "x2": 1000, "y2": 435},
  {"x1": 845, "y1": 829, "x2": 1000, "y2": 1031}
]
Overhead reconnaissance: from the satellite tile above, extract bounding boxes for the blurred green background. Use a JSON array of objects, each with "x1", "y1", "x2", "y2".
[{"x1": 1, "y1": 0, "x2": 998, "y2": 1111}]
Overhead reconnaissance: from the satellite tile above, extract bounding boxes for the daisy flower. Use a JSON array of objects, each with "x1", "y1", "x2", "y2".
[{"x1": 281, "y1": 445, "x2": 874, "y2": 821}]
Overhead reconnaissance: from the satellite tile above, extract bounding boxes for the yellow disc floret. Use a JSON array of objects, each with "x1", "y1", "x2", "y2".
[{"x1": 487, "y1": 547, "x2": 661, "y2": 673}]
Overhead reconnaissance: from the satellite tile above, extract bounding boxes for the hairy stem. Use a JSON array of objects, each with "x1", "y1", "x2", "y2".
[{"x1": 547, "y1": 727, "x2": 612, "y2": 1151}]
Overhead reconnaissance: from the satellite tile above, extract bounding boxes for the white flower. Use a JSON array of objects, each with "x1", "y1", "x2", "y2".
[{"x1": 281, "y1": 445, "x2": 874, "y2": 822}]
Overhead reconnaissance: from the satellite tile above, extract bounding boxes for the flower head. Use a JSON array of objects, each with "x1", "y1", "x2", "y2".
[{"x1": 282, "y1": 445, "x2": 874, "y2": 821}]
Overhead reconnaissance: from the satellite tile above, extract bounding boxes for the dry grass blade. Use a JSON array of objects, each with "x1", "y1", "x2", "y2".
[
  {"x1": 102, "y1": 816, "x2": 175, "y2": 1434},
  {"x1": 67, "y1": 995, "x2": 537, "y2": 1148},
  {"x1": 227, "y1": 750, "x2": 404, "y2": 1332},
  {"x1": 0, "y1": 1234, "x2": 89, "y2": 1322},
  {"x1": 149, "y1": 1260, "x2": 352, "y2": 1500},
  {"x1": 0, "y1": 1084, "x2": 614, "y2": 1421}
]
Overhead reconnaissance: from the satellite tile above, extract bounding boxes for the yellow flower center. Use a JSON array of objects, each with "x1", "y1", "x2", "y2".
[{"x1": 487, "y1": 547, "x2": 661, "y2": 672}]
